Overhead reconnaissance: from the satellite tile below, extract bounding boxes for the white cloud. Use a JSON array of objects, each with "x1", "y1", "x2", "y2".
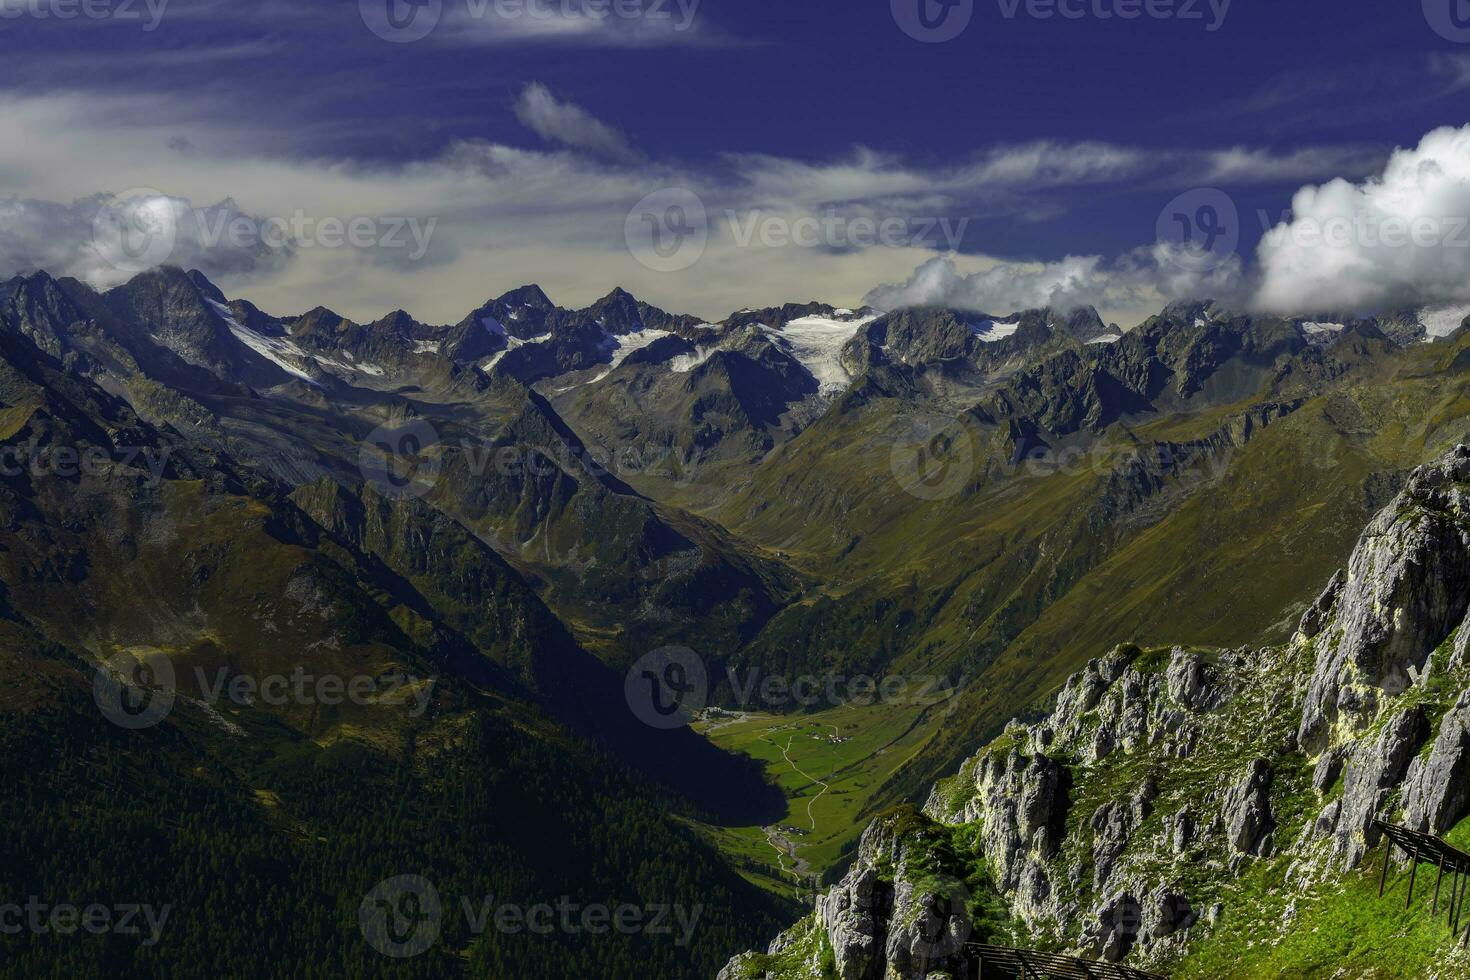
[
  {"x1": 866, "y1": 255, "x2": 1111, "y2": 314},
  {"x1": 137, "y1": 0, "x2": 718, "y2": 49},
  {"x1": 869, "y1": 129, "x2": 1470, "y2": 323},
  {"x1": 1254, "y1": 125, "x2": 1470, "y2": 312},
  {"x1": 1199, "y1": 145, "x2": 1388, "y2": 184},
  {"x1": 453, "y1": 1, "x2": 709, "y2": 46},
  {"x1": 729, "y1": 142, "x2": 1153, "y2": 208},
  {"x1": 513, "y1": 83, "x2": 641, "y2": 163},
  {"x1": 864, "y1": 249, "x2": 1245, "y2": 323}
]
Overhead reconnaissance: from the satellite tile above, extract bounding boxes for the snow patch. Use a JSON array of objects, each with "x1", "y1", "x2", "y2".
[
  {"x1": 558, "y1": 329, "x2": 673, "y2": 390},
  {"x1": 477, "y1": 335, "x2": 530, "y2": 374},
  {"x1": 412, "y1": 340, "x2": 441, "y2": 355},
  {"x1": 207, "y1": 298, "x2": 319, "y2": 385},
  {"x1": 762, "y1": 313, "x2": 879, "y2": 395},
  {"x1": 607, "y1": 329, "x2": 670, "y2": 370},
  {"x1": 1086, "y1": 333, "x2": 1121, "y2": 345},
  {"x1": 1301, "y1": 321, "x2": 1345, "y2": 337},
  {"x1": 1420, "y1": 305, "x2": 1470, "y2": 340},
  {"x1": 972, "y1": 319, "x2": 1020, "y2": 343},
  {"x1": 670, "y1": 347, "x2": 716, "y2": 373}
]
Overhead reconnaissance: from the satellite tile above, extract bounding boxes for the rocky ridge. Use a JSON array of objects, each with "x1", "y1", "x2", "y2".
[{"x1": 723, "y1": 444, "x2": 1470, "y2": 979}]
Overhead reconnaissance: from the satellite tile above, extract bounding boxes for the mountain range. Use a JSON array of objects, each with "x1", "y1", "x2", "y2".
[{"x1": 4, "y1": 264, "x2": 1470, "y2": 977}]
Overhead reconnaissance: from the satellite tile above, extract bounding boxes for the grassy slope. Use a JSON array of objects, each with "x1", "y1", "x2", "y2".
[
  {"x1": 1173, "y1": 635, "x2": 1470, "y2": 978},
  {"x1": 687, "y1": 335, "x2": 1470, "y2": 884},
  {"x1": 1179, "y1": 822, "x2": 1470, "y2": 979},
  {"x1": 0, "y1": 403, "x2": 795, "y2": 976}
]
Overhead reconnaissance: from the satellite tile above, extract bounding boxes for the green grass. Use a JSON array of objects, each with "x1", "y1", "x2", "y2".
[
  {"x1": 1179, "y1": 815, "x2": 1470, "y2": 978},
  {"x1": 694, "y1": 694, "x2": 960, "y2": 884}
]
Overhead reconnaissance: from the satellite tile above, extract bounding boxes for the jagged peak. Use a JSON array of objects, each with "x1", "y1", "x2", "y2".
[
  {"x1": 721, "y1": 300, "x2": 855, "y2": 329},
  {"x1": 369, "y1": 309, "x2": 422, "y2": 335},
  {"x1": 6, "y1": 269, "x2": 60, "y2": 291},
  {"x1": 112, "y1": 264, "x2": 200, "y2": 292},
  {"x1": 291, "y1": 305, "x2": 349, "y2": 328},
  {"x1": 185, "y1": 269, "x2": 227, "y2": 304},
  {"x1": 594, "y1": 285, "x2": 637, "y2": 303},
  {"x1": 493, "y1": 283, "x2": 555, "y2": 310},
  {"x1": 581, "y1": 286, "x2": 650, "y2": 322},
  {"x1": 1, "y1": 269, "x2": 86, "y2": 310}
]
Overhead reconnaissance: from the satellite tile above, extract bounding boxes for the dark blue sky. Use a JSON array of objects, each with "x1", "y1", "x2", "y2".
[{"x1": 2, "y1": 0, "x2": 1469, "y2": 321}]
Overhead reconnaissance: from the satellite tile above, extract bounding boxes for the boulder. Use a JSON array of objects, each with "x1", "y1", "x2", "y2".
[
  {"x1": 1402, "y1": 690, "x2": 1470, "y2": 836},
  {"x1": 1223, "y1": 759, "x2": 1275, "y2": 857},
  {"x1": 1333, "y1": 707, "x2": 1430, "y2": 865}
]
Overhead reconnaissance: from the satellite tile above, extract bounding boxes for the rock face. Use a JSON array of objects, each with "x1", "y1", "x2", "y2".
[
  {"x1": 918, "y1": 643, "x2": 1249, "y2": 965},
  {"x1": 1324, "y1": 707, "x2": 1429, "y2": 864},
  {"x1": 805, "y1": 811, "x2": 973, "y2": 980},
  {"x1": 1402, "y1": 691, "x2": 1470, "y2": 836},
  {"x1": 723, "y1": 445, "x2": 1470, "y2": 979},
  {"x1": 1221, "y1": 759, "x2": 1275, "y2": 857},
  {"x1": 1298, "y1": 446, "x2": 1470, "y2": 754},
  {"x1": 958, "y1": 746, "x2": 1065, "y2": 900},
  {"x1": 820, "y1": 862, "x2": 884, "y2": 980},
  {"x1": 1293, "y1": 447, "x2": 1470, "y2": 867}
]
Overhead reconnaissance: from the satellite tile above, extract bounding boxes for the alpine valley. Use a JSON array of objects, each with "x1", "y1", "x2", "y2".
[{"x1": 6, "y1": 265, "x2": 1470, "y2": 978}]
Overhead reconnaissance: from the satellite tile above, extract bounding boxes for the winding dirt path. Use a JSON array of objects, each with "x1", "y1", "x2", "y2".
[
  {"x1": 754, "y1": 726, "x2": 840, "y2": 883},
  {"x1": 778, "y1": 735, "x2": 831, "y2": 831},
  {"x1": 761, "y1": 827, "x2": 811, "y2": 878}
]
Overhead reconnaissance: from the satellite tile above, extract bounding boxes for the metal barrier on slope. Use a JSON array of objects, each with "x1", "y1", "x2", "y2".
[{"x1": 1372, "y1": 818, "x2": 1470, "y2": 944}]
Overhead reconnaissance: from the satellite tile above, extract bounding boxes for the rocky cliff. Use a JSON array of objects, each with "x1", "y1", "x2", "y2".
[{"x1": 722, "y1": 444, "x2": 1470, "y2": 979}]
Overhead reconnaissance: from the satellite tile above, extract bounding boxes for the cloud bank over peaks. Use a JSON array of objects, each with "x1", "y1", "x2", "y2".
[
  {"x1": 0, "y1": 193, "x2": 289, "y2": 290},
  {"x1": 865, "y1": 247, "x2": 1247, "y2": 319},
  {"x1": 871, "y1": 124, "x2": 1470, "y2": 323}
]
